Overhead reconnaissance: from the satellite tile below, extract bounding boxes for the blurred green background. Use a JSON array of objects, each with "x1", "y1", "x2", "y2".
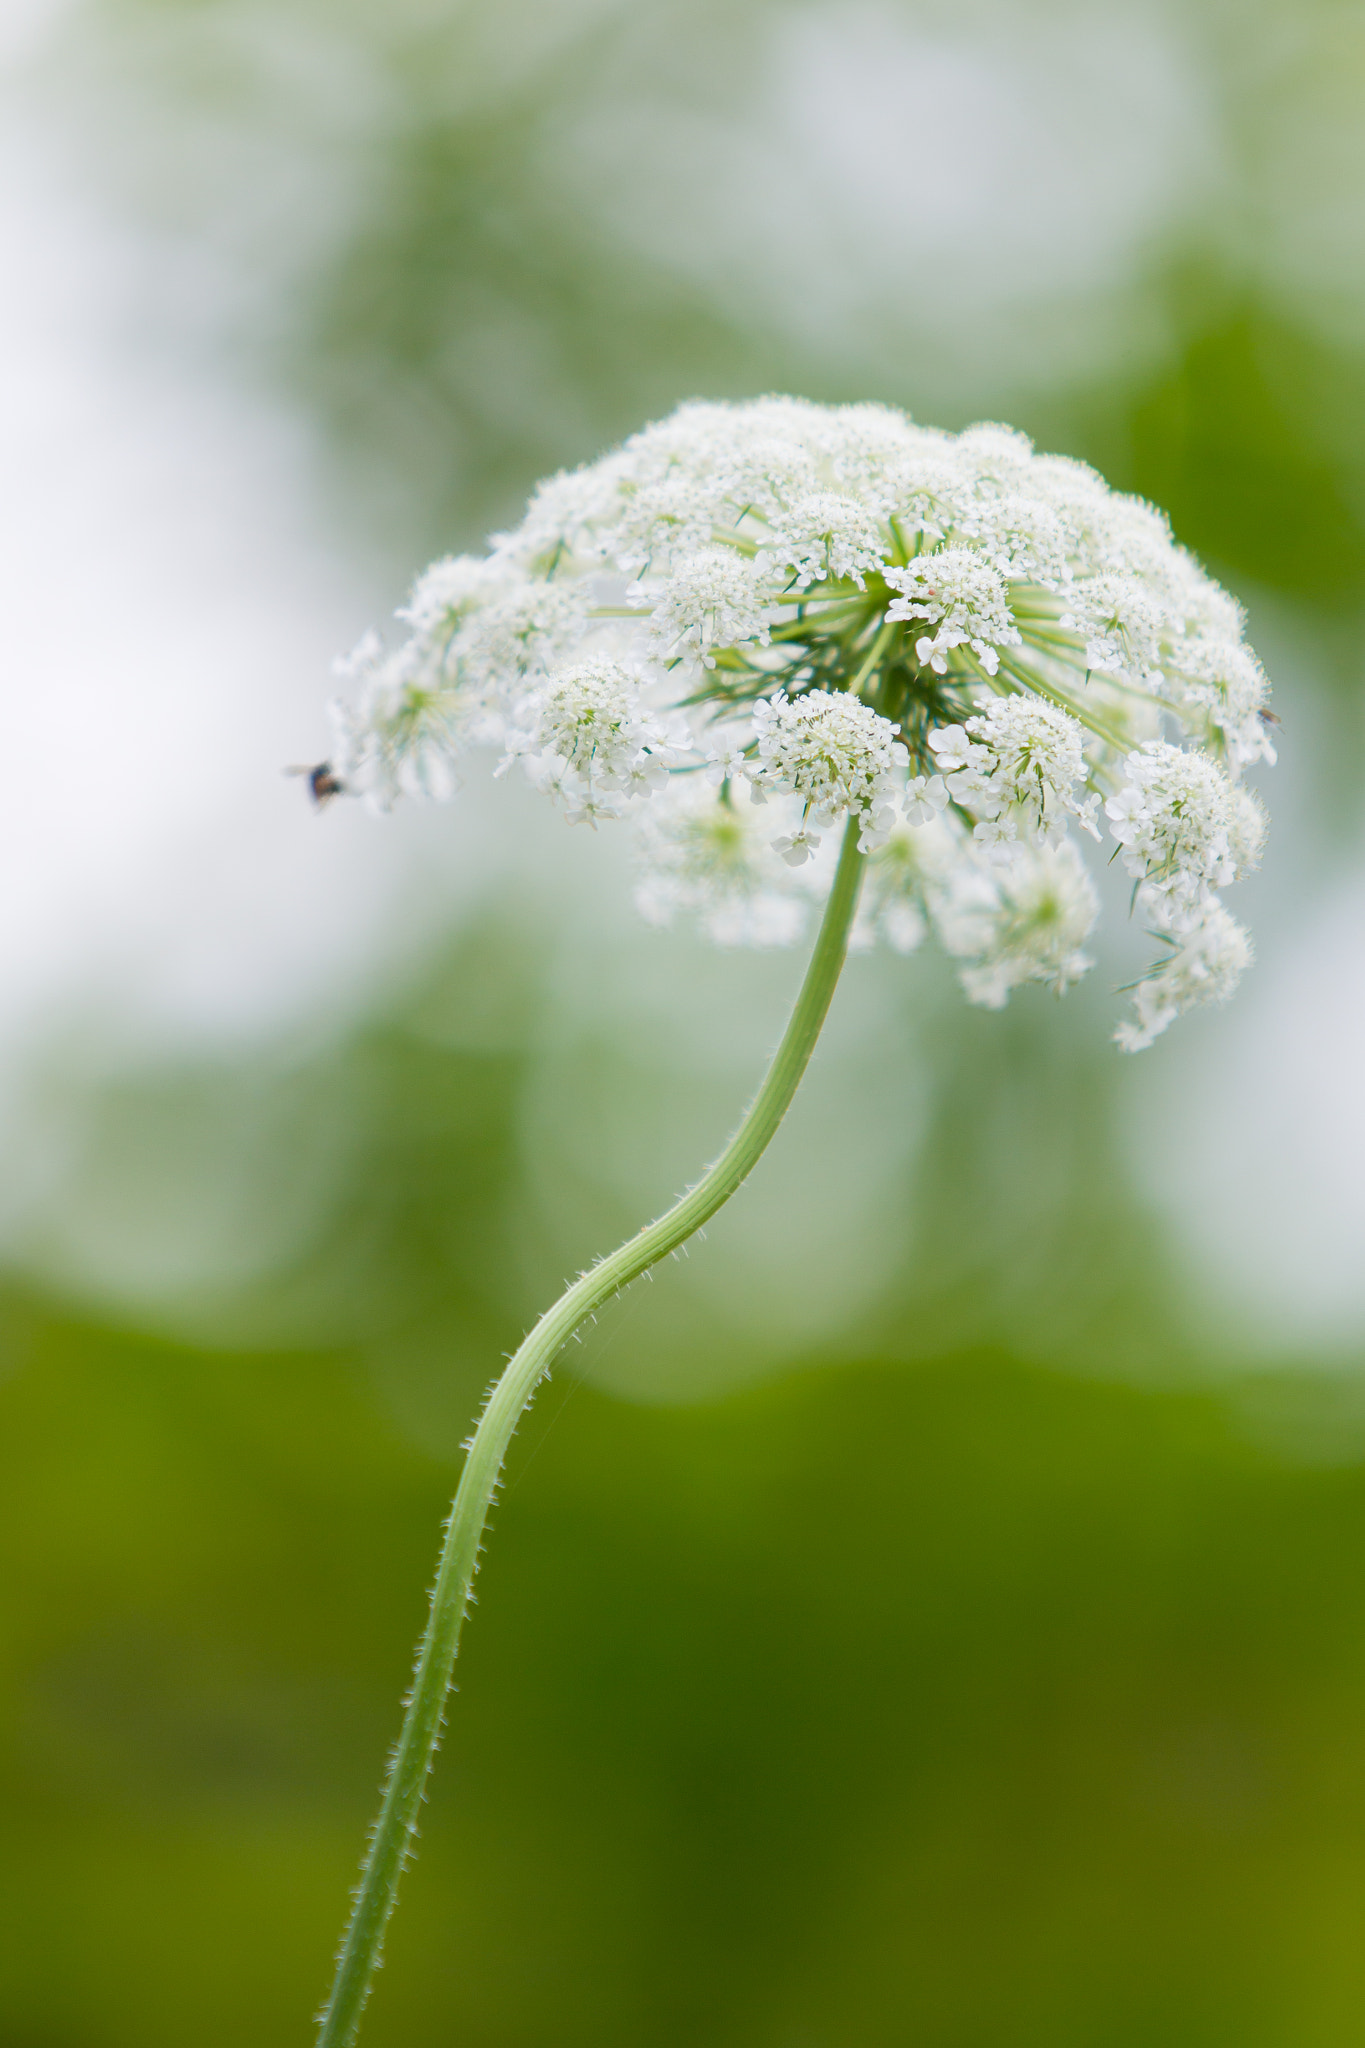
[{"x1": 4, "y1": 0, "x2": 1365, "y2": 2041}]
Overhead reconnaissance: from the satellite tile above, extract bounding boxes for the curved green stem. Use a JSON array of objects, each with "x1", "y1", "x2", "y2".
[{"x1": 316, "y1": 817, "x2": 866, "y2": 2047}]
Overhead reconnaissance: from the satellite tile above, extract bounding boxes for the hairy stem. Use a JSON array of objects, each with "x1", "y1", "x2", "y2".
[{"x1": 316, "y1": 816, "x2": 866, "y2": 2047}]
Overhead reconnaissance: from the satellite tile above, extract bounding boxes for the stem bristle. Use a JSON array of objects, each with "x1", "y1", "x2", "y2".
[{"x1": 315, "y1": 817, "x2": 866, "y2": 2048}]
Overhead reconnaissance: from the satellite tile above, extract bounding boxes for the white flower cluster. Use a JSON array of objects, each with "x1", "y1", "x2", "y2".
[
  {"x1": 1101, "y1": 741, "x2": 1265, "y2": 1042},
  {"x1": 643, "y1": 548, "x2": 777, "y2": 666},
  {"x1": 1106, "y1": 742, "x2": 1266, "y2": 913},
  {"x1": 330, "y1": 634, "x2": 466, "y2": 809},
  {"x1": 927, "y1": 698, "x2": 1098, "y2": 861},
  {"x1": 935, "y1": 837, "x2": 1101, "y2": 1010},
  {"x1": 762, "y1": 491, "x2": 886, "y2": 589},
  {"x1": 850, "y1": 822, "x2": 1100, "y2": 1013},
  {"x1": 1114, "y1": 905, "x2": 1253, "y2": 1055},
  {"x1": 496, "y1": 660, "x2": 684, "y2": 826},
  {"x1": 633, "y1": 780, "x2": 810, "y2": 949},
  {"x1": 317, "y1": 396, "x2": 1275, "y2": 1050},
  {"x1": 883, "y1": 548, "x2": 1020, "y2": 675},
  {"x1": 749, "y1": 690, "x2": 908, "y2": 864}
]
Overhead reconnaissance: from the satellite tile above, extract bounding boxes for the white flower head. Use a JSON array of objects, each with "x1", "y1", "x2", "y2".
[
  {"x1": 763, "y1": 491, "x2": 886, "y2": 589},
  {"x1": 929, "y1": 698, "x2": 1099, "y2": 852},
  {"x1": 397, "y1": 554, "x2": 502, "y2": 638},
  {"x1": 506, "y1": 659, "x2": 683, "y2": 825},
  {"x1": 932, "y1": 836, "x2": 1101, "y2": 1009},
  {"x1": 633, "y1": 778, "x2": 810, "y2": 947},
  {"x1": 314, "y1": 395, "x2": 1273, "y2": 1049},
  {"x1": 852, "y1": 814, "x2": 955, "y2": 955},
  {"x1": 748, "y1": 690, "x2": 909, "y2": 853},
  {"x1": 883, "y1": 548, "x2": 1020, "y2": 675},
  {"x1": 965, "y1": 494, "x2": 1068, "y2": 586},
  {"x1": 642, "y1": 547, "x2": 777, "y2": 666},
  {"x1": 328, "y1": 635, "x2": 464, "y2": 811},
  {"x1": 810, "y1": 403, "x2": 939, "y2": 514},
  {"x1": 955, "y1": 420, "x2": 1037, "y2": 482},
  {"x1": 453, "y1": 581, "x2": 589, "y2": 698},
  {"x1": 489, "y1": 455, "x2": 632, "y2": 573},
  {"x1": 1116, "y1": 902, "x2": 1253, "y2": 1052},
  {"x1": 879, "y1": 452, "x2": 976, "y2": 546},
  {"x1": 1163, "y1": 636, "x2": 1276, "y2": 769},
  {"x1": 1060, "y1": 573, "x2": 1167, "y2": 681},
  {"x1": 1106, "y1": 742, "x2": 1267, "y2": 913}
]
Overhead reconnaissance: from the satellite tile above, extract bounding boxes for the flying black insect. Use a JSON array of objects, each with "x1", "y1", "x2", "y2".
[{"x1": 287, "y1": 762, "x2": 346, "y2": 808}]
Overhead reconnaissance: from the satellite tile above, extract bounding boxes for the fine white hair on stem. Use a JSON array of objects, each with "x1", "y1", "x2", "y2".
[{"x1": 317, "y1": 394, "x2": 1274, "y2": 1050}]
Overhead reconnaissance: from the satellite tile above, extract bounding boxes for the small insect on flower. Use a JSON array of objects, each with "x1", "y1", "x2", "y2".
[{"x1": 287, "y1": 762, "x2": 346, "y2": 808}]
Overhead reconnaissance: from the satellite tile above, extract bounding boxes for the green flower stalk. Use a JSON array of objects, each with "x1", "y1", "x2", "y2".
[
  {"x1": 308, "y1": 396, "x2": 1275, "y2": 2039},
  {"x1": 317, "y1": 818, "x2": 863, "y2": 2047}
]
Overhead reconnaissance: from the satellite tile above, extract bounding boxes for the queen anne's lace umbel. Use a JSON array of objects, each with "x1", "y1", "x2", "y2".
[
  {"x1": 321, "y1": 396, "x2": 1275, "y2": 1049},
  {"x1": 928, "y1": 698, "x2": 1099, "y2": 861},
  {"x1": 748, "y1": 690, "x2": 909, "y2": 863},
  {"x1": 934, "y1": 837, "x2": 1102, "y2": 1010}
]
